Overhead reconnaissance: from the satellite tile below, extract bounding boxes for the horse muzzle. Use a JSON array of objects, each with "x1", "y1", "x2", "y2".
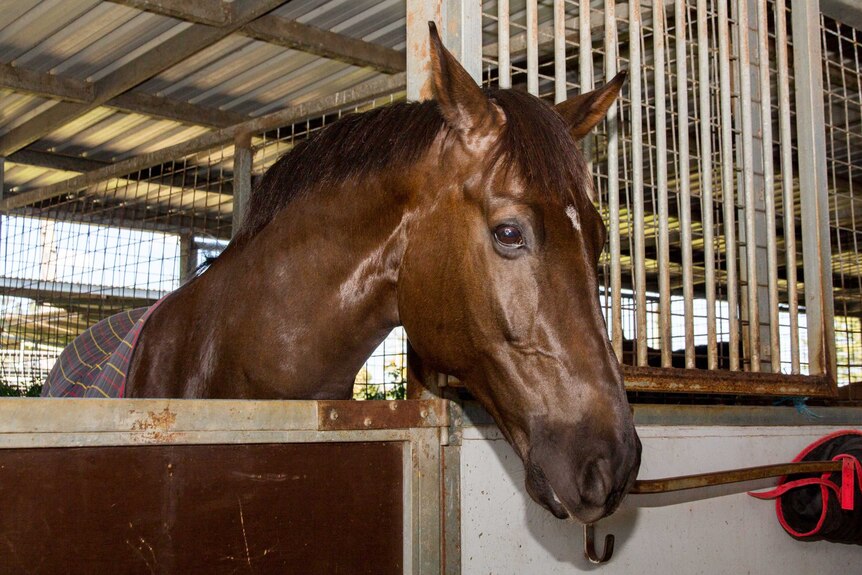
[{"x1": 525, "y1": 429, "x2": 642, "y2": 523}]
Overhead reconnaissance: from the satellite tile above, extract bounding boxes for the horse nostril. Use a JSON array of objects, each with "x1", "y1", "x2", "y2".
[{"x1": 579, "y1": 457, "x2": 613, "y2": 508}]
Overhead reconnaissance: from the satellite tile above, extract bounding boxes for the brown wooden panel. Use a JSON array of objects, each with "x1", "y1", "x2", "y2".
[{"x1": 0, "y1": 442, "x2": 403, "y2": 574}]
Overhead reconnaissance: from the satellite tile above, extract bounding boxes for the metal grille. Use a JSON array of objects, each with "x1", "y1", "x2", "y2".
[
  {"x1": 822, "y1": 15, "x2": 862, "y2": 387},
  {"x1": 475, "y1": 0, "x2": 839, "y2": 394},
  {"x1": 1, "y1": 145, "x2": 234, "y2": 393}
]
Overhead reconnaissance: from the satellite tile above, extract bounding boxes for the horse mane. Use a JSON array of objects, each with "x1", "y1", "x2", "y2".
[{"x1": 234, "y1": 89, "x2": 592, "y2": 242}]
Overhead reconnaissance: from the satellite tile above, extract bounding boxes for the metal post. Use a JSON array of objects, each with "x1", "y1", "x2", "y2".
[
  {"x1": 232, "y1": 133, "x2": 253, "y2": 237},
  {"x1": 775, "y1": 0, "x2": 799, "y2": 373},
  {"x1": 554, "y1": 0, "x2": 567, "y2": 103},
  {"x1": 579, "y1": 0, "x2": 593, "y2": 169},
  {"x1": 676, "y1": 0, "x2": 695, "y2": 368},
  {"x1": 698, "y1": 0, "x2": 718, "y2": 370},
  {"x1": 630, "y1": 0, "x2": 648, "y2": 366},
  {"x1": 0, "y1": 157, "x2": 5, "y2": 201},
  {"x1": 526, "y1": 0, "x2": 539, "y2": 95},
  {"x1": 406, "y1": 0, "x2": 483, "y2": 100},
  {"x1": 791, "y1": 0, "x2": 837, "y2": 380},
  {"x1": 737, "y1": 0, "x2": 761, "y2": 372},
  {"x1": 757, "y1": 0, "x2": 781, "y2": 372},
  {"x1": 718, "y1": 0, "x2": 740, "y2": 371},
  {"x1": 654, "y1": 0, "x2": 672, "y2": 366},
  {"x1": 604, "y1": 1, "x2": 622, "y2": 360},
  {"x1": 498, "y1": 0, "x2": 511, "y2": 89}
]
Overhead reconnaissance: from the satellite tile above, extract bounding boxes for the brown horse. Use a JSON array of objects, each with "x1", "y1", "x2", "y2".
[{"x1": 47, "y1": 23, "x2": 640, "y2": 523}]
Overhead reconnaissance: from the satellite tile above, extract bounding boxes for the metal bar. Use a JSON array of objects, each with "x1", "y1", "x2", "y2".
[
  {"x1": 630, "y1": 0, "x2": 648, "y2": 367},
  {"x1": 698, "y1": 0, "x2": 718, "y2": 370},
  {"x1": 406, "y1": 0, "x2": 443, "y2": 101},
  {"x1": 445, "y1": 0, "x2": 483, "y2": 83},
  {"x1": 757, "y1": 0, "x2": 781, "y2": 372},
  {"x1": 242, "y1": 15, "x2": 406, "y2": 74},
  {"x1": 631, "y1": 460, "x2": 843, "y2": 494},
  {"x1": 676, "y1": 0, "x2": 695, "y2": 369},
  {"x1": 605, "y1": 0, "x2": 622, "y2": 360},
  {"x1": 498, "y1": 0, "x2": 511, "y2": 89},
  {"x1": 628, "y1": 460, "x2": 844, "y2": 507},
  {"x1": 718, "y1": 0, "x2": 740, "y2": 371},
  {"x1": 579, "y1": 0, "x2": 593, "y2": 168},
  {"x1": 791, "y1": 0, "x2": 836, "y2": 379},
  {"x1": 231, "y1": 133, "x2": 252, "y2": 237},
  {"x1": 554, "y1": 0, "x2": 567, "y2": 103},
  {"x1": 738, "y1": 0, "x2": 761, "y2": 372},
  {"x1": 622, "y1": 365, "x2": 835, "y2": 397},
  {"x1": 654, "y1": 0, "x2": 672, "y2": 366},
  {"x1": 527, "y1": 0, "x2": 539, "y2": 95}
]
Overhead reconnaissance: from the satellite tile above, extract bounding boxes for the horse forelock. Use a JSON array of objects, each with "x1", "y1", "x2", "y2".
[
  {"x1": 488, "y1": 89, "x2": 594, "y2": 210},
  {"x1": 234, "y1": 88, "x2": 593, "y2": 243}
]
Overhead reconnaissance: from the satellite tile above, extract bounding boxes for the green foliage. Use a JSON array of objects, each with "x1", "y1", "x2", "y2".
[
  {"x1": 352, "y1": 359, "x2": 406, "y2": 400},
  {"x1": 0, "y1": 381, "x2": 42, "y2": 397}
]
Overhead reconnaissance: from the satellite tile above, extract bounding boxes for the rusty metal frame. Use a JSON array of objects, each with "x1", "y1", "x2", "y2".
[{"x1": 622, "y1": 366, "x2": 836, "y2": 397}]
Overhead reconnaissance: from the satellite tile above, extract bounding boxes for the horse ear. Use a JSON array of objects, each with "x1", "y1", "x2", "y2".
[
  {"x1": 555, "y1": 72, "x2": 627, "y2": 140},
  {"x1": 428, "y1": 21, "x2": 499, "y2": 135}
]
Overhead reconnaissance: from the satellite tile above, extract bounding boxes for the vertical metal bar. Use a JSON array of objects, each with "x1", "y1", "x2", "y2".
[
  {"x1": 654, "y1": 0, "x2": 672, "y2": 366},
  {"x1": 448, "y1": 0, "x2": 483, "y2": 83},
  {"x1": 231, "y1": 133, "x2": 252, "y2": 237},
  {"x1": 527, "y1": 0, "x2": 539, "y2": 95},
  {"x1": 604, "y1": 0, "x2": 621, "y2": 360},
  {"x1": 579, "y1": 0, "x2": 593, "y2": 168},
  {"x1": 406, "y1": 0, "x2": 443, "y2": 101},
  {"x1": 630, "y1": 0, "x2": 647, "y2": 367},
  {"x1": 676, "y1": 0, "x2": 695, "y2": 368},
  {"x1": 498, "y1": 0, "x2": 511, "y2": 89},
  {"x1": 738, "y1": 0, "x2": 761, "y2": 371},
  {"x1": 791, "y1": 0, "x2": 836, "y2": 379},
  {"x1": 756, "y1": 0, "x2": 781, "y2": 372},
  {"x1": 718, "y1": 0, "x2": 740, "y2": 370},
  {"x1": 698, "y1": 0, "x2": 717, "y2": 370},
  {"x1": 554, "y1": 0, "x2": 567, "y2": 103},
  {"x1": 775, "y1": 0, "x2": 799, "y2": 373}
]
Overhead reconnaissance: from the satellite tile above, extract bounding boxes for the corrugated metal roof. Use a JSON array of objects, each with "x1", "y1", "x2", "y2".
[{"x1": 0, "y1": 0, "x2": 410, "y2": 196}]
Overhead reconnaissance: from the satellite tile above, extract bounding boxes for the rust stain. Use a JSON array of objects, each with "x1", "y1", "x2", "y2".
[{"x1": 131, "y1": 407, "x2": 178, "y2": 442}]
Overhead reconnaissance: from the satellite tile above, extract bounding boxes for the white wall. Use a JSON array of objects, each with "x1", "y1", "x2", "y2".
[{"x1": 461, "y1": 418, "x2": 861, "y2": 574}]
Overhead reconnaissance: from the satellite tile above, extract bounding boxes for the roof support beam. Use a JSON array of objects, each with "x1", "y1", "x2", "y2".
[
  {"x1": 0, "y1": 62, "x2": 94, "y2": 103},
  {"x1": 241, "y1": 16, "x2": 406, "y2": 73},
  {"x1": 112, "y1": 0, "x2": 230, "y2": 26},
  {"x1": 107, "y1": 91, "x2": 247, "y2": 127},
  {"x1": 0, "y1": 63, "x2": 245, "y2": 128},
  {"x1": 7, "y1": 150, "x2": 109, "y2": 173},
  {"x1": 0, "y1": 0, "x2": 287, "y2": 157},
  {"x1": 108, "y1": 1, "x2": 405, "y2": 73}
]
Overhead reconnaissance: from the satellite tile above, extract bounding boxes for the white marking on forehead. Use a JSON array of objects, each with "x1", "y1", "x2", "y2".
[{"x1": 565, "y1": 204, "x2": 581, "y2": 232}]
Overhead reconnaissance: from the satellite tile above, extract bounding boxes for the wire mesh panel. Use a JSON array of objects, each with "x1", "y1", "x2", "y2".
[
  {"x1": 0, "y1": 146, "x2": 234, "y2": 393},
  {"x1": 476, "y1": 0, "x2": 839, "y2": 394},
  {"x1": 821, "y1": 15, "x2": 862, "y2": 388}
]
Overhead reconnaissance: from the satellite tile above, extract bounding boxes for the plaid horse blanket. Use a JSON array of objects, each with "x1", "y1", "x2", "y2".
[{"x1": 42, "y1": 306, "x2": 158, "y2": 398}]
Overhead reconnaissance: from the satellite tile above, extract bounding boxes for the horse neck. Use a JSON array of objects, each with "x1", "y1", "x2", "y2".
[{"x1": 201, "y1": 171, "x2": 415, "y2": 397}]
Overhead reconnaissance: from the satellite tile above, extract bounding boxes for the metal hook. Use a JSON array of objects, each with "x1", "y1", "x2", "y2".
[{"x1": 583, "y1": 523, "x2": 615, "y2": 564}]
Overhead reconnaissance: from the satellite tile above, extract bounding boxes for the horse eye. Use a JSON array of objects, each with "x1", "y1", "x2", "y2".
[{"x1": 494, "y1": 224, "x2": 525, "y2": 248}]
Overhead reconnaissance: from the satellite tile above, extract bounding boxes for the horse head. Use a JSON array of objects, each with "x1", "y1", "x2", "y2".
[{"x1": 398, "y1": 23, "x2": 641, "y2": 523}]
